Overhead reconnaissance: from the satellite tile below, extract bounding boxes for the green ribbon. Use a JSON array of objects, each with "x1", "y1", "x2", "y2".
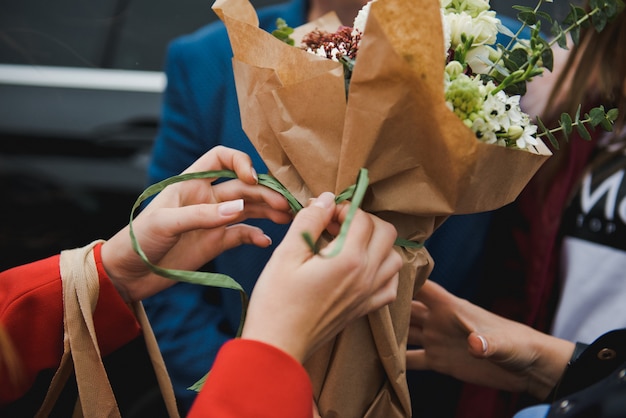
[{"x1": 128, "y1": 167, "x2": 422, "y2": 391}]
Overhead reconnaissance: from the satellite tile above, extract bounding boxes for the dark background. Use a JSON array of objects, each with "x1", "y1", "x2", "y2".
[{"x1": 0, "y1": 0, "x2": 279, "y2": 271}]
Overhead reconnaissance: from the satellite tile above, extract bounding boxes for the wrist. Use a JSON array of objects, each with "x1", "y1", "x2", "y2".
[
  {"x1": 100, "y1": 240, "x2": 132, "y2": 303},
  {"x1": 526, "y1": 333, "x2": 575, "y2": 399},
  {"x1": 241, "y1": 321, "x2": 308, "y2": 364}
]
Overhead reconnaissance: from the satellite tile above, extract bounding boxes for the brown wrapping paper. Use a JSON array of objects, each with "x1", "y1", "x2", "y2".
[{"x1": 213, "y1": 0, "x2": 551, "y2": 415}]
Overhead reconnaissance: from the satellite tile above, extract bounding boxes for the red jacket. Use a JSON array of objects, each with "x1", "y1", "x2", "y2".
[{"x1": 0, "y1": 243, "x2": 313, "y2": 417}]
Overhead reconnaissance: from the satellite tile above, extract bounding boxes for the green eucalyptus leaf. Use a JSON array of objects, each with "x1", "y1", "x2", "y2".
[
  {"x1": 560, "y1": 112, "x2": 573, "y2": 137},
  {"x1": 576, "y1": 121, "x2": 592, "y2": 141},
  {"x1": 536, "y1": 10, "x2": 553, "y2": 21},
  {"x1": 588, "y1": 106, "x2": 607, "y2": 127},
  {"x1": 607, "y1": 108, "x2": 620, "y2": 122},
  {"x1": 504, "y1": 80, "x2": 526, "y2": 96},
  {"x1": 540, "y1": 44, "x2": 554, "y2": 72},
  {"x1": 570, "y1": 26, "x2": 581, "y2": 45},
  {"x1": 600, "y1": 118, "x2": 615, "y2": 131},
  {"x1": 592, "y1": 12, "x2": 608, "y2": 31},
  {"x1": 551, "y1": 21, "x2": 568, "y2": 48},
  {"x1": 537, "y1": 116, "x2": 559, "y2": 149},
  {"x1": 517, "y1": 10, "x2": 537, "y2": 26},
  {"x1": 512, "y1": 5, "x2": 535, "y2": 13}
]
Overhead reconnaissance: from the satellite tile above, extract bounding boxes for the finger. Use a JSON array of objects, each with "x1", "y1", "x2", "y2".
[
  {"x1": 413, "y1": 279, "x2": 449, "y2": 305},
  {"x1": 410, "y1": 300, "x2": 428, "y2": 325},
  {"x1": 219, "y1": 224, "x2": 273, "y2": 250},
  {"x1": 364, "y1": 247, "x2": 402, "y2": 308},
  {"x1": 276, "y1": 192, "x2": 336, "y2": 261},
  {"x1": 468, "y1": 332, "x2": 490, "y2": 359},
  {"x1": 362, "y1": 270, "x2": 399, "y2": 314},
  {"x1": 320, "y1": 208, "x2": 376, "y2": 257},
  {"x1": 184, "y1": 146, "x2": 258, "y2": 184},
  {"x1": 146, "y1": 200, "x2": 246, "y2": 236},
  {"x1": 312, "y1": 401, "x2": 321, "y2": 418},
  {"x1": 213, "y1": 180, "x2": 291, "y2": 212},
  {"x1": 406, "y1": 349, "x2": 429, "y2": 370},
  {"x1": 408, "y1": 323, "x2": 423, "y2": 346}
]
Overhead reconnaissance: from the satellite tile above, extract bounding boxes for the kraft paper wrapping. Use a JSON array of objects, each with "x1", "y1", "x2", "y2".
[{"x1": 213, "y1": 0, "x2": 551, "y2": 415}]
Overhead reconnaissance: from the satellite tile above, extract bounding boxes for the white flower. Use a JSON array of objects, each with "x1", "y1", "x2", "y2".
[
  {"x1": 471, "y1": 10, "x2": 500, "y2": 45},
  {"x1": 504, "y1": 95, "x2": 523, "y2": 124},
  {"x1": 444, "y1": 11, "x2": 474, "y2": 49},
  {"x1": 483, "y1": 90, "x2": 510, "y2": 131},
  {"x1": 472, "y1": 118, "x2": 498, "y2": 143},
  {"x1": 465, "y1": 44, "x2": 500, "y2": 74},
  {"x1": 515, "y1": 125, "x2": 538, "y2": 149},
  {"x1": 353, "y1": 0, "x2": 377, "y2": 36},
  {"x1": 444, "y1": 9, "x2": 500, "y2": 52}
]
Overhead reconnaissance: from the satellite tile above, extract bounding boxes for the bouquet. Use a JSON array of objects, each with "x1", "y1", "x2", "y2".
[{"x1": 207, "y1": 0, "x2": 617, "y2": 416}]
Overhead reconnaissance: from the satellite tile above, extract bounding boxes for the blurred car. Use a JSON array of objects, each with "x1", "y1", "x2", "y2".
[{"x1": 0, "y1": 0, "x2": 278, "y2": 270}]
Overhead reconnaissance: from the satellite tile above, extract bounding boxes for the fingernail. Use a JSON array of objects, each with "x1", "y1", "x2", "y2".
[
  {"x1": 312, "y1": 192, "x2": 335, "y2": 209},
  {"x1": 218, "y1": 199, "x2": 244, "y2": 216},
  {"x1": 263, "y1": 234, "x2": 272, "y2": 245},
  {"x1": 477, "y1": 335, "x2": 488, "y2": 353},
  {"x1": 251, "y1": 167, "x2": 258, "y2": 183}
]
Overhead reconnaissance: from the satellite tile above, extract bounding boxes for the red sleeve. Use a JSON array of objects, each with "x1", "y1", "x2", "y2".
[
  {"x1": 189, "y1": 339, "x2": 313, "y2": 418},
  {"x1": 0, "y1": 243, "x2": 141, "y2": 405}
]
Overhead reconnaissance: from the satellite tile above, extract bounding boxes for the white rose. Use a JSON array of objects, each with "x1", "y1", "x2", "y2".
[
  {"x1": 471, "y1": 10, "x2": 500, "y2": 45},
  {"x1": 445, "y1": 11, "x2": 474, "y2": 50}
]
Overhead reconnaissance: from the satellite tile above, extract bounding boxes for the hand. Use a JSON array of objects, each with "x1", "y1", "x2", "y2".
[
  {"x1": 407, "y1": 280, "x2": 574, "y2": 399},
  {"x1": 241, "y1": 192, "x2": 402, "y2": 363},
  {"x1": 101, "y1": 146, "x2": 293, "y2": 302}
]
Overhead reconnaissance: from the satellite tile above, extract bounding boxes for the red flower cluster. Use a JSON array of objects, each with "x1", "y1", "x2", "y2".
[{"x1": 301, "y1": 26, "x2": 361, "y2": 61}]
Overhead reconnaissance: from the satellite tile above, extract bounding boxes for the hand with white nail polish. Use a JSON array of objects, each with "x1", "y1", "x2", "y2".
[
  {"x1": 241, "y1": 192, "x2": 402, "y2": 363},
  {"x1": 406, "y1": 280, "x2": 574, "y2": 400},
  {"x1": 101, "y1": 146, "x2": 292, "y2": 303}
]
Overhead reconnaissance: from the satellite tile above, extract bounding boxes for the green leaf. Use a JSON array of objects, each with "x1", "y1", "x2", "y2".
[
  {"x1": 517, "y1": 10, "x2": 537, "y2": 26},
  {"x1": 576, "y1": 121, "x2": 592, "y2": 140},
  {"x1": 591, "y1": 12, "x2": 608, "y2": 31},
  {"x1": 560, "y1": 112, "x2": 573, "y2": 137},
  {"x1": 570, "y1": 26, "x2": 581, "y2": 45},
  {"x1": 551, "y1": 21, "x2": 568, "y2": 49},
  {"x1": 537, "y1": 116, "x2": 559, "y2": 149},
  {"x1": 540, "y1": 43, "x2": 554, "y2": 72},
  {"x1": 607, "y1": 108, "x2": 620, "y2": 122},
  {"x1": 512, "y1": 5, "x2": 535, "y2": 12},
  {"x1": 505, "y1": 48, "x2": 529, "y2": 71},
  {"x1": 588, "y1": 106, "x2": 607, "y2": 127},
  {"x1": 504, "y1": 80, "x2": 526, "y2": 96},
  {"x1": 272, "y1": 17, "x2": 295, "y2": 46},
  {"x1": 536, "y1": 10, "x2": 553, "y2": 22},
  {"x1": 600, "y1": 118, "x2": 615, "y2": 131}
]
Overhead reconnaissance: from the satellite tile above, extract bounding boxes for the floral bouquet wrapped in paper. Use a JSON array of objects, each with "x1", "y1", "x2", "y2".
[{"x1": 210, "y1": 0, "x2": 616, "y2": 415}]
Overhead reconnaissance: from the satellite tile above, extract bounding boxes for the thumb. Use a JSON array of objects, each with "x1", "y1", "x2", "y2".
[
  {"x1": 468, "y1": 332, "x2": 490, "y2": 359},
  {"x1": 277, "y1": 192, "x2": 335, "y2": 261}
]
